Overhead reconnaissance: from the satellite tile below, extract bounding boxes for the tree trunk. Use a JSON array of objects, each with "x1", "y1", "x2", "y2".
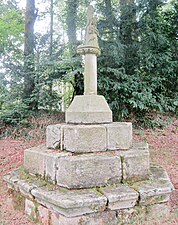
[
  {"x1": 49, "y1": 0, "x2": 53, "y2": 57},
  {"x1": 23, "y1": 0, "x2": 37, "y2": 109},
  {"x1": 66, "y1": 0, "x2": 78, "y2": 55},
  {"x1": 66, "y1": 0, "x2": 83, "y2": 96},
  {"x1": 48, "y1": 0, "x2": 54, "y2": 110}
]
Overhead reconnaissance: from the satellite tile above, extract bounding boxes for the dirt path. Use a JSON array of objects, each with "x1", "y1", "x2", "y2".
[{"x1": 0, "y1": 119, "x2": 178, "y2": 224}]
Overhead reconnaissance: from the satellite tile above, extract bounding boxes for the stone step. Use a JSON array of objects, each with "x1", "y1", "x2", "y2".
[
  {"x1": 3, "y1": 165, "x2": 173, "y2": 219},
  {"x1": 24, "y1": 142, "x2": 150, "y2": 188},
  {"x1": 46, "y1": 122, "x2": 132, "y2": 152}
]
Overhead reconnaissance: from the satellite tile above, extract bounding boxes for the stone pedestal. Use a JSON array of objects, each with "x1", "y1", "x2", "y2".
[{"x1": 65, "y1": 95, "x2": 112, "y2": 124}]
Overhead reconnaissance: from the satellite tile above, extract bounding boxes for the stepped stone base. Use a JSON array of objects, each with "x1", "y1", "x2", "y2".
[
  {"x1": 4, "y1": 165, "x2": 173, "y2": 225},
  {"x1": 24, "y1": 142, "x2": 150, "y2": 188},
  {"x1": 65, "y1": 95, "x2": 112, "y2": 124}
]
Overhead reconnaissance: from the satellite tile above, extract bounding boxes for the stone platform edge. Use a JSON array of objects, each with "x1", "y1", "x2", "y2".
[{"x1": 3, "y1": 164, "x2": 174, "y2": 225}]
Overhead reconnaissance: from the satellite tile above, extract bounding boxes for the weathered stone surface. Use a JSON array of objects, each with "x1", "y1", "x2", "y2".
[
  {"x1": 24, "y1": 145, "x2": 47, "y2": 177},
  {"x1": 65, "y1": 95, "x2": 112, "y2": 124},
  {"x1": 56, "y1": 154, "x2": 122, "y2": 188},
  {"x1": 3, "y1": 169, "x2": 47, "y2": 199},
  {"x1": 3, "y1": 172, "x2": 20, "y2": 191},
  {"x1": 63, "y1": 124, "x2": 106, "y2": 153},
  {"x1": 118, "y1": 142, "x2": 150, "y2": 182},
  {"x1": 50, "y1": 211, "x2": 118, "y2": 225},
  {"x1": 45, "y1": 151, "x2": 71, "y2": 183},
  {"x1": 101, "y1": 184, "x2": 138, "y2": 210},
  {"x1": 134, "y1": 165, "x2": 174, "y2": 206},
  {"x1": 38, "y1": 205, "x2": 50, "y2": 225},
  {"x1": 17, "y1": 180, "x2": 38, "y2": 200},
  {"x1": 104, "y1": 122, "x2": 132, "y2": 150},
  {"x1": 46, "y1": 124, "x2": 62, "y2": 149},
  {"x1": 24, "y1": 145, "x2": 71, "y2": 181},
  {"x1": 150, "y1": 164, "x2": 175, "y2": 188},
  {"x1": 31, "y1": 187, "x2": 107, "y2": 217},
  {"x1": 25, "y1": 199, "x2": 37, "y2": 220}
]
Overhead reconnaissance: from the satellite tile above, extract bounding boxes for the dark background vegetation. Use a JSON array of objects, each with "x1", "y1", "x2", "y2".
[{"x1": 0, "y1": 0, "x2": 177, "y2": 131}]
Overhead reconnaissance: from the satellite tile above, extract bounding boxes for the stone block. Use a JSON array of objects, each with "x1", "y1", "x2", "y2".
[
  {"x1": 24, "y1": 145, "x2": 47, "y2": 177},
  {"x1": 150, "y1": 164, "x2": 175, "y2": 190},
  {"x1": 3, "y1": 169, "x2": 46, "y2": 200},
  {"x1": 101, "y1": 184, "x2": 139, "y2": 210},
  {"x1": 38, "y1": 205, "x2": 50, "y2": 225},
  {"x1": 119, "y1": 142, "x2": 150, "y2": 182},
  {"x1": 65, "y1": 95, "x2": 112, "y2": 124},
  {"x1": 45, "y1": 151, "x2": 71, "y2": 183},
  {"x1": 134, "y1": 166, "x2": 174, "y2": 206},
  {"x1": 31, "y1": 187, "x2": 107, "y2": 217},
  {"x1": 46, "y1": 124, "x2": 62, "y2": 149},
  {"x1": 24, "y1": 145, "x2": 71, "y2": 181},
  {"x1": 105, "y1": 122, "x2": 132, "y2": 150},
  {"x1": 50, "y1": 211, "x2": 118, "y2": 225},
  {"x1": 3, "y1": 173, "x2": 20, "y2": 192},
  {"x1": 18, "y1": 180, "x2": 38, "y2": 200},
  {"x1": 63, "y1": 124, "x2": 106, "y2": 153},
  {"x1": 25, "y1": 199, "x2": 37, "y2": 220},
  {"x1": 56, "y1": 154, "x2": 122, "y2": 188}
]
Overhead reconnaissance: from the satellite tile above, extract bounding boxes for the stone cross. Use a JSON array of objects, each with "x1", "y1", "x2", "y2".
[{"x1": 77, "y1": 5, "x2": 100, "y2": 95}]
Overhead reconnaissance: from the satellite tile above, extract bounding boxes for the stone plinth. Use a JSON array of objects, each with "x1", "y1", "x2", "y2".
[
  {"x1": 65, "y1": 95, "x2": 112, "y2": 124},
  {"x1": 31, "y1": 188, "x2": 107, "y2": 217}
]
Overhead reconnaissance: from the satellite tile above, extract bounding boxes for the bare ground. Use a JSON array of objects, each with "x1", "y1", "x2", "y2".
[{"x1": 0, "y1": 117, "x2": 177, "y2": 224}]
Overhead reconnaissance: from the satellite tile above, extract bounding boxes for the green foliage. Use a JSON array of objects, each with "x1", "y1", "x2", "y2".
[
  {"x1": 97, "y1": 0, "x2": 178, "y2": 121},
  {"x1": 1, "y1": 102, "x2": 30, "y2": 126},
  {"x1": 0, "y1": 0, "x2": 177, "y2": 127},
  {"x1": 0, "y1": 2, "x2": 24, "y2": 53}
]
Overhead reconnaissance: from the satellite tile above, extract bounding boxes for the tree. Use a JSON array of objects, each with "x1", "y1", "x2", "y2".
[
  {"x1": 23, "y1": 0, "x2": 37, "y2": 109},
  {"x1": 65, "y1": 0, "x2": 84, "y2": 96},
  {"x1": 120, "y1": 0, "x2": 138, "y2": 75},
  {"x1": 66, "y1": 0, "x2": 78, "y2": 55},
  {"x1": 0, "y1": 1, "x2": 24, "y2": 54}
]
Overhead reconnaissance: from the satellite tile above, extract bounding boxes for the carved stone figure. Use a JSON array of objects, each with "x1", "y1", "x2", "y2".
[{"x1": 85, "y1": 5, "x2": 99, "y2": 48}]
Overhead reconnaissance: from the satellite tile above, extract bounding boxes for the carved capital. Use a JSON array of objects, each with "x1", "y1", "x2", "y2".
[{"x1": 77, "y1": 45, "x2": 101, "y2": 56}]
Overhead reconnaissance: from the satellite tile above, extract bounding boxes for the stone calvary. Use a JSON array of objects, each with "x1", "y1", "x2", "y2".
[{"x1": 4, "y1": 5, "x2": 174, "y2": 225}]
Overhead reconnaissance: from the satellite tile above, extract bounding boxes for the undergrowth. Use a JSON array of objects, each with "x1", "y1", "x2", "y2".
[{"x1": 0, "y1": 111, "x2": 65, "y2": 140}]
